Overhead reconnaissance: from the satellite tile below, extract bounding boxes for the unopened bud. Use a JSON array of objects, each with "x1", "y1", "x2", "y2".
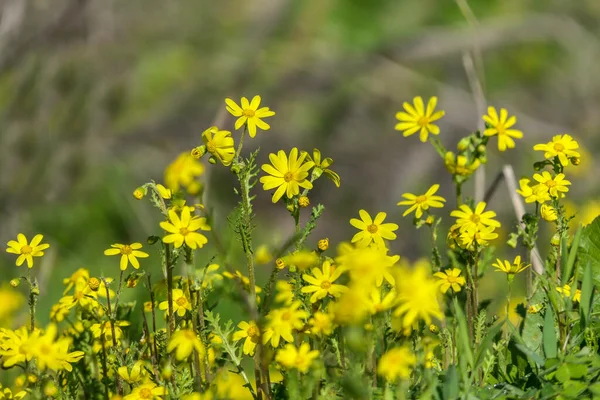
[
  {"x1": 133, "y1": 187, "x2": 146, "y2": 200},
  {"x1": 147, "y1": 235, "x2": 160, "y2": 245},
  {"x1": 161, "y1": 364, "x2": 173, "y2": 380},
  {"x1": 286, "y1": 203, "x2": 295, "y2": 212},
  {"x1": 299, "y1": 196, "x2": 310, "y2": 208},
  {"x1": 208, "y1": 155, "x2": 217, "y2": 165},
  {"x1": 429, "y1": 324, "x2": 439, "y2": 334},
  {"x1": 425, "y1": 215, "x2": 435, "y2": 225},
  {"x1": 191, "y1": 145, "x2": 206, "y2": 159},
  {"x1": 10, "y1": 278, "x2": 20, "y2": 288},
  {"x1": 571, "y1": 157, "x2": 581, "y2": 166},
  {"x1": 44, "y1": 382, "x2": 58, "y2": 397},
  {"x1": 479, "y1": 155, "x2": 488, "y2": 164},
  {"x1": 551, "y1": 233, "x2": 561, "y2": 247},
  {"x1": 476, "y1": 144, "x2": 486, "y2": 153},
  {"x1": 88, "y1": 277, "x2": 101, "y2": 292},
  {"x1": 275, "y1": 258, "x2": 285, "y2": 270},
  {"x1": 457, "y1": 137, "x2": 471, "y2": 152},
  {"x1": 318, "y1": 238, "x2": 329, "y2": 251},
  {"x1": 126, "y1": 277, "x2": 139, "y2": 288},
  {"x1": 28, "y1": 374, "x2": 38, "y2": 383}
]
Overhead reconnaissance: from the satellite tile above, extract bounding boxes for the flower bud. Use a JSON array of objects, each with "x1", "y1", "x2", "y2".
[
  {"x1": 88, "y1": 277, "x2": 101, "y2": 292},
  {"x1": 479, "y1": 155, "x2": 488, "y2": 164},
  {"x1": 457, "y1": 137, "x2": 471, "y2": 152},
  {"x1": 318, "y1": 238, "x2": 329, "y2": 251},
  {"x1": 425, "y1": 215, "x2": 435, "y2": 225},
  {"x1": 28, "y1": 374, "x2": 38, "y2": 383},
  {"x1": 551, "y1": 233, "x2": 561, "y2": 247},
  {"x1": 144, "y1": 301, "x2": 153, "y2": 313},
  {"x1": 126, "y1": 276, "x2": 139, "y2": 288},
  {"x1": 275, "y1": 258, "x2": 286, "y2": 270},
  {"x1": 133, "y1": 187, "x2": 146, "y2": 200},
  {"x1": 161, "y1": 363, "x2": 173, "y2": 380},
  {"x1": 44, "y1": 382, "x2": 58, "y2": 397},
  {"x1": 191, "y1": 145, "x2": 206, "y2": 159},
  {"x1": 10, "y1": 278, "x2": 20, "y2": 288},
  {"x1": 299, "y1": 196, "x2": 310, "y2": 208},
  {"x1": 429, "y1": 324, "x2": 439, "y2": 334},
  {"x1": 476, "y1": 144, "x2": 486, "y2": 154},
  {"x1": 147, "y1": 235, "x2": 160, "y2": 245},
  {"x1": 208, "y1": 155, "x2": 217, "y2": 165},
  {"x1": 571, "y1": 157, "x2": 581, "y2": 166},
  {"x1": 31, "y1": 286, "x2": 40, "y2": 296},
  {"x1": 286, "y1": 203, "x2": 295, "y2": 212}
]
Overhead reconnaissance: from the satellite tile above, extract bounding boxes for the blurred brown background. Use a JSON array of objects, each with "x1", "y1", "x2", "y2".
[{"x1": 0, "y1": 0, "x2": 599, "y2": 322}]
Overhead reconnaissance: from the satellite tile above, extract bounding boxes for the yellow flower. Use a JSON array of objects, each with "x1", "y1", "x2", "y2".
[
  {"x1": 444, "y1": 152, "x2": 480, "y2": 177},
  {"x1": 377, "y1": 346, "x2": 416, "y2": 381},
  {"x1": 259, "y1": 148, "x2": 315, "y2": 203},
  {"x1": 393, "y1": 264, "x2": 444, "y2": 328},
  {"x1": 533, "y1": 134, "x2": 580, "y2": 167},
  {"x1": 281, "y1": 250, "x2": 319, "y2": 271},
  {"x1": 6, "y1": 233, "x2": 50, "y2": 268},
  {"x1": 532, "y1": 171, "x2": 571, "y2": 198},
  {"x1": 254, "y1": 245, "x2": 273, "y2": 265},
  {"x1": 225, "y1": 95, "x2": 275, "y2": 138},
  {"x1": 104, "y1": 243, "x2": 149, "y2": 271},
  {"x1": 202, "y1": 126, "x2": 235, "y2": 166},
  {"x1": 160, "y1": 208, "x2": 210, "y2": 249},
  {"x1": 232, "y1": 321, "x2": 268, "y2": 356},
  {"x1": 317, "y1": 238, "x2": 329, "y2": 251},
  {"x1": 556, "y1": 284, "x2": 581, "y2": 303},
  {"x1": 199, "y1": 264, "x2": 223, "y2": 290},
  {"x1": 0, "y1": 387, "x2": 27, "y2": 400},
  {"x1": 274, "y1": 281, "x2": 294, "y2": 305},
  {"x1": 450, "y1": 202, "x2": 501, "y2": 232},
  {"x1": 264, "y1": 301, "x2": 308, "y2": 348},
  {"x1": 164, "y1": 152, "x2": 205, "y2": 194},
  {"x1": 0, "y1": 285, "x2": 23, "y2": 325},
  {"x1": 159, "y1": 288, "x2": 192, "y2": 317},
  {"x1": 459, "y1": 225, "x2": 498, "y2": 249},
  {"x1": 365, "y1": 288, "x2": 396, "y2": 315},
  {"x1": 397, "y1": 184, "x2": 446, "y2": 218},
  {"x1": 482, "y1": 107, "x2": 523, "y2": 151},
  {"x1": 117, "y1": 361, "x2": 145, "y2": 384},
  {"x1": 308, "y1": 312, "x2": 334, "y2": 336},
  {"x1": 31, "y1": 324, "x2": 84, "y2": 372},
  {"x1": 433, "y1": 268, "x2": 466, "y2": 293},
  {"x1": 540, "y1": 204, "x2": 558, "y2": 222},
  {"x1": 493, "y1": 255, "x2": 530, "y2": 278},
  {"x1": 90, "y1": 321, "x2": 131, "y2": 344},
  {"x1": 155, "y1": 184, "x2": 172, "y2": 199},
  {"x1": 335, "y1": 245, "x2": 397, "y2": 287},
  {"x1": 301, "y1": 261, "x2": 348, "y2": 303},
  {"x1": 350, "y1": 210, "x2": 398, "y2": 248},
  {"x1": 167, "y1": 330, "x2": 205, "y2": 361},
  {"x1": 516, "y1": 178, "x2": 551, "y2": 204},
  {"x1": 395, "y1": 96, "x2": 445, "y2": 142},
  {"x1": 303, "y1": 148, "x2": 341, "y2": 187},
  {"x1": 275, "y1": 343, "x2": 319, "y2": 373},
  {"x1": 0, "y1": 327, "x2": 37, "y2": 368},
  {"x1": 123, "y1": 382, "x2": 166, "y2": 400}
]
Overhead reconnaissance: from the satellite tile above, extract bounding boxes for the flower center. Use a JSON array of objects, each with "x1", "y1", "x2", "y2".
[
  {"x1": 281, "y1": 311, "x2": 291, "y2": 321},
  {"x1": 247, "y1": 325, "x2": 259, "y2": 338},
  {"x1": 176, "y1": 297, "x2": 187, "y2": 306},
  {"x1": 139, "y1": 388, "x2": 153, "y2": 399},
  {"x1": 20, "y1": 245, "x2": 33, "y2": 255},
  {"x1": 206, "y1": 140, "x2": 216, "y2": 153},
  {"x1": 469, "y1": 214, "x2": 480, "y2": 224},
  {"x1": 180, "y1": 227, "x2": 190, "y2": 236},
  {"x1": 553, "y1": 143, "x2": 565, "y2": 152},
  {"x1": 283, "y1": 172, "x2": 294, "y2": 182},
  {"x1": 545, "y1": 180, "x2": 556, "y2": 188},
  {"x1": 320, "y1": 281, "x2": 332, "y2": 290},
  {"x1": 496, "y1": 125, "x2": 506, "y2": 135},
  {"x1": 367, "y1": 224, "x2": 378, "y2": 234},
  {"x1": 417, "y1": 116, "x2": 429, "y2": 127},
  {"x1": 242, "y1": 109, "x2": 255, "y2": 117},
  {"x1": 121, "y1": 245, "x2": 132, "y2": 255},
  {"x1": 415, "y1": 195, "x2": 427, "y2": 204},
  {"x1": 447, "y1": 276, "x2": 457, "y2": 284},
  {"x1": 295, "y1": 354, "x2": 306, "y2": 367}
]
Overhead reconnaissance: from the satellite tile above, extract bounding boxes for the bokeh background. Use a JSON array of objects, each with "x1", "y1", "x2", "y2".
[{"x1": 1, "y1": 0, "x2": 599, "y2": 330}]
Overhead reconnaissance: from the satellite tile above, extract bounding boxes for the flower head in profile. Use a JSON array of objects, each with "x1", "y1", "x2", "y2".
[
  {"x1": 167, "y1": 329, "x2": 205, "y2": 361},
  {"x1": 516, "y1": 178, "x2": 551, "y2": 204},
  {"x1": 532, "y1": 171, "x2": 571, "y2": 198},
  {"x1": 377, "y1": 346, "x2": 416, "y2": 382},
  {"x1": 398, "y1": 184, "x2": 446, "y2": 218},
  {"x1": 275, "y1": 343, "x2": 319, "y2": 373},
  {"x1": 303, "y1": 148, "x2": 341, "y2": 187},
  {"x1": 301, "y1": 261, "x2": 348, "y2": 303},
  {"x1": 533, "y1": 134, "x2": 580, "y2": 167},
  {"x1": 444, "y1": 152, "x2": 480, "y2": 177},
  {"x1": 450, "y1": 202, "x2": 501, "y2": 232},
  {"x1": 540, "y1": 204, "x2": 558, "y2": 222},
  {"x1": 433, "y1": 268, "x2": 466, "y2": 293},
  {"x1": 260, "y1": 148, "x2": 315, "y2": 203},
  {"x1": 395, "y1": 96, "x2": 445, "y2": 142},
  {"x1": 6, "y1": 234, "x2": 50, "y2": 269},
  {"x1": 160, "y1": 208, "x2": 210, "y2": 249},
  {"x1": 225, "y1": 95, "x2": 275, "y2": 138},
  {"x1": 117, "y1": 361, "x2": 145, "y2": 384},
  {"x1": 350, "y1": 210, "x2": 398, "y2": 249},
  {"x1": 202, "y1": 126, "x2": 235, "y2": 166},
  {"x1": 482, "y1": 107, "x2": 523, "y2": 151},
  {"x1": 164, "y1": 152, "x2": 204, "y2": 195},
  {"x1": 493, "y1": 255, "x2": 530, "y2": 281},
  {"x1": 104, "y1": 243, "x2": 149, "y2": 271}
]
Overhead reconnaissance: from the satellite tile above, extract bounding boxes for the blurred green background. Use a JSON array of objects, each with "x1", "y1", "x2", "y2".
[{"x1": 1, "y1": 0, "x2": 599, "y2": 329}]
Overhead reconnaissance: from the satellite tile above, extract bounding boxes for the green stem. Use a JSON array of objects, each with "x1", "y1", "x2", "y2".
[
  {"x1": 165, "y1": 243, "x2": 175, "y2": 336},
  {"x1": 27, "y1": 269, "x2": 37, "y2": 332},
  {"x1": 235, "y1": 125, "x2": 247, "y2": 163}
]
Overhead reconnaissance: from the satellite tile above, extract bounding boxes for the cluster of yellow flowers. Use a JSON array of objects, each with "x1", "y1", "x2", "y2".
[{"x1": 0, "y1": 93, "x2": 590, "y2": 399}]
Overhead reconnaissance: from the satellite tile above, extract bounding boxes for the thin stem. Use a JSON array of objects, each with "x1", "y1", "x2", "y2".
[
  {"x1": 146, "y1": 274, "x2": 160, "y2": 363},
  {"x1": 165, "y1": 243, "x2": 175, "y2": 336},
  {"x1": 235, "y1": 125, "x2": 247, "y2": 163},
  {"x1": 27, "y1": 269, "x2": 36, "y2": 332}
]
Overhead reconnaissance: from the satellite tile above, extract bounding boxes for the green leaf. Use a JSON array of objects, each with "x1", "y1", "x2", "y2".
[
  {"x1": 578, "y1": 216, "x2": 600, "y2": 286},
  {"x1": 555, "y1": 364, "x2": 570, "y2": 383},
  {"x1": 543, "y1": 307, "x2": 558, "y2": 359},
  {"x1": 580, "y1": 261, "x2": 593, "y2": 328},
  {"x1": 443, "y1": 365, "x2": 459, "y2": 400},
  {"x1": 453, "y1": 298, "x2": 474, "y2": 368},
  {"x1": 562, "y1": 226, "x2": 582, "y2": 284},
  {"x1": 515, "y1": 344, "x2": 545, "y2": 367},
  {"x1": 474, "y1": 320, "x2": 504, "y2": 368}
]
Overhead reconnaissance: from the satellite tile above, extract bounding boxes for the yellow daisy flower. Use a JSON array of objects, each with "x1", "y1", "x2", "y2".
[
  {"x1": 159, "y1": 288, "x2": 192, "y2": 317},
  {"x1": 103, "y1": 243, "x2": 149, "y2": 271},
  {"x1": 450, "y1": 202, "x2": 501, "y2": 232},
  {"x1": 155, "y1": 183, "x2": 172, "y2": 199},
  {"x1": 259, "y1": 148, "x2": 315, "y2": 203},
  {"x1": 308, "y1": 312, "x2": 334, "y2": 336},
  {"x1": 533, "y1": 134, "x2": 580, "y2": 167},
  {"x1": 6, "y1": 233, "x2": 50, "y2": 269},
  {"x1": 482, "y1": 107, "x2": 523, "y2": 151},
  {"x1": 395, "y1": 96, "x2": 445, "y2": 142},
  {"x1": 264, "y1": 301, "x2": 308, "y2": 348},
  {"x1": 459, "y1": 225, "x2": 498, "y2": 249},
  {"x1": 516, "y1": 178, "x2": 551, "y2": 204},
  {"x1": 275, "y1": 343, "x2": 319, "y2": 373},
  {"x1": 167, "y1": 329, "x2": 205, "y2": 361},
  {"x1": 556, "y1": 284, "x2": 581, "y2": 303},
  {"x1": 117, "y1": 361, "x2": 145, "y2": 384},
  {"x1": 164, "y1": 152, "x2": 204, "y2": 194},
  {"x1": 160, "y1": 208, "x2": 210, "y2": 249},
  {"x1": 123, "y1": 382, "x2": 166, "y2": 400},
  {"x1": 225, "y1": 95, "x2": 275, "y2": 138},
  {"x1": 349, "y1": 210, "x2": 399, "y2": 248},
  {"x1": 397, "y1": 184, "x2": 446, "y2": 218},
  {"x1": 0, "y1": 387, "x2": 27, "y2": 400},
  {"x1": 202, "y1": 126, "x2": 235, "y2": 166},
  {"x1": 301, "y1": 261, "x2": 348, "y2": 303},
  {"x1": 433, "y1": 268, "x2": 466, "y2": 293},
  {"x1": 232, "y1": 320, "x2": 268, "y2": 356},
  {"x1": 393, "y1": 264, "x2": 444, "y2": 328},
  {"x1": 532, "y1": 171, "x2": 571, "y2": 198},
  {"x1": 303, "y1": 148, "x2": 341, "y2": 187},
  {"x1": 377, "y1": 346, "x2": 416, "y2": 381},
  {"x1": 493, "y1": 255, "x2": 530, "y2": 277}
]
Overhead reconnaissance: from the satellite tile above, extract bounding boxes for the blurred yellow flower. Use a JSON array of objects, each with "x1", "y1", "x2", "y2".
[
  {"x1": 202, "y1": 126, "x2": 235, "y2": 166},
  {"x1": 393, "y1": 264, "x2": 443, "y2": 328},
  {"x1": 6, "y1": 233, "x2": 50, "y2": 269},
  {"x1": 281, "y1": 250, "x2": 319, "y2": 271},
  {"x1": 259, "y1": 148, "x2": 314, "y2": 203},
  {"x1": 164, "y1": 152, "x2": 204, "y2": 194},
  {"x1": 232, "y1": 321, "x2": 268, "y2": 356},
  {"x1": 104, "y1": 243, "x2": 149, "y2": 271},
  {"x1": 556, "y1": 284, "x2": 581, "y2": 303},
  {"x1": 433, "y1": 268, "x2": 466, "y2": 293},
  {"x1": 167, "y1": 329, "x2": 205, "y2": 361},
  {"x1": 482, "y1": 107, "x2": 523, "y2": 152},
  {"x1": 275, "y1": 343, "x2": 319, "y2": 373},
  {"x1": 308, "y1": 312, "x2": 334, "y2": 336},
  {"x1": 516, "y1": 178, "x2": 550, "y2": 204},
  {"x1": 301, "y1": 261, "x2": 348, "y2": 303},
  {"x1": 254, "y1": 245, "x2": 273, "y2": 265},
  {"x1": 303, "y1": 148, "x2": 341, "y2": 187},
  {"x1": 459, "y1": 225, "x2": 498, "y2": 249},
  {"x1": 117, "y1": 361, "x2": 145, "y2": 384},
  {"x1": 377, "y1": 346, "x2": 416, "y2": 381},
  {"x1": 533, "y1": 134, "x2": 580, "y2": 167},
  {"x1": 365, "y1": 288, "x2": 396, "y2": 314},
  {"x1": 160, "y1": 208, "x2": 210, "y2": 249},
  {"x1": 225, "y1": 95, "x2": 275, "y2": 138},
  {"x1": 395, "y1": 96, "x2": 445, "y2": 142},
  {"x1": 264, "y1": 301, "x2": 308, "y2": 348},
  {"x1": 123, "y1": 382, "x2": 166, "y2": 400},
  {"x1": 350, "y1": 210, "x2": 398, "y2": 249},
  {"x1": 0, "y1": 285, "x2": 23, "y2": 326},
  {"x1": 397, "y1": 184, "x2": 446, "y2": 218}
]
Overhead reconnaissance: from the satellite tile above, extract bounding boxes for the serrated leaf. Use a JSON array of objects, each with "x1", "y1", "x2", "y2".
[{"x1": 475, "y1": 320, "x2": 503, "y2": 368}]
